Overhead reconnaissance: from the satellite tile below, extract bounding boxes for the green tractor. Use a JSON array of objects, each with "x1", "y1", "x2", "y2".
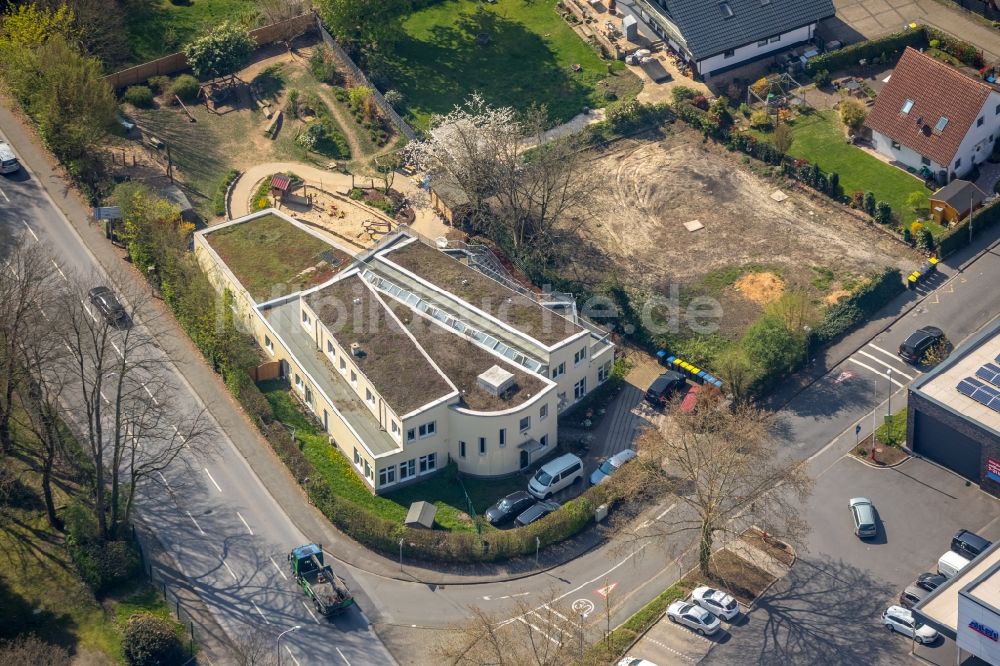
[{"x1": 288, "y1": 544, "x2": 354, "y2": 618}]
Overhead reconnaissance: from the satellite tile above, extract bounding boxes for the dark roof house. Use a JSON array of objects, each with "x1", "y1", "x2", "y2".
[
  {"x1": 931, "y1": 179, "x2": 987, "y2": 210},
  {"x1": 865, "y1": 48, "x2": 997, "y2": 170}
]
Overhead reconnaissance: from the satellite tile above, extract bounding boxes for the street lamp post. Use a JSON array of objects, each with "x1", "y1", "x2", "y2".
[
  {"x1": 399, "y1": 537, "x2": 404, "y2": 571},
  {"x1": 887, "y1": 368, "x2": 892, "y2": 418},
  {"x1": 535, "y1": 536, "x2": 541, "y2": 567},
  {"x1": 276, "y1": 625, "x2": 301, "y2": 666}
]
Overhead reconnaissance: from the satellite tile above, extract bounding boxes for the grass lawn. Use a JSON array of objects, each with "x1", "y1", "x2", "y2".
[
  {"x1": 759, "y1": 111, "x2": 940, "y2": 233},
  {"x1": 384, "y1": 0, "x2": 640, "y2": 127},
  {"x1": 260, "y1": 381, "x2": 525, "y2": 532},
  {"x1": 124, "y1": 0, "x2": 255, "y2": 64},
  {"x1": 1, "y1": 418, "x2": 176, "y2": 662}
]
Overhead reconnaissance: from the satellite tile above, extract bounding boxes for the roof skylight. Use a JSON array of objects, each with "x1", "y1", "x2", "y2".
[
  {"x1": 935, "y1": 116, "x2": 949, "y2": 131},
  {"x1": 901, "y1": 99, "x2": 914, "y2": 114}
]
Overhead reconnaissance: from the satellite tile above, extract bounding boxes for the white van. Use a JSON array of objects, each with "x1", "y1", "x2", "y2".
[
  {"x1": 938, "y1": 550, "x2": 971, "y2": 578},
  {"x1": 0, "y1": 142, "x2": 19, "y2": 174},
  {"x1": 528, "y1": 453, "x2": 583, "y2": 499}
]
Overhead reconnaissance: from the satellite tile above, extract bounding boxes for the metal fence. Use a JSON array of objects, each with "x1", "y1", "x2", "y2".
[{"x1": 314, "y1": 18, "x2": 418, "y2": 141}]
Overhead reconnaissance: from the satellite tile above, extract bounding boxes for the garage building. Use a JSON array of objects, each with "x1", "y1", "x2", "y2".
[{"x1": 907, "y1": 320, "x2": 1000, "y2": 500}]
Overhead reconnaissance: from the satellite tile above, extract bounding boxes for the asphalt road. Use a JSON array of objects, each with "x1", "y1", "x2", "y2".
[{"x1": 0, "y1": 135, "x2": 395, "y2": 666}]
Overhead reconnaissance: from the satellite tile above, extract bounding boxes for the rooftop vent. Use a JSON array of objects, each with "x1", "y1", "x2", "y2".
[
  {"x1": 719, "y1": 1, "x2": 734, "y2": 18},
  {"x1": 350, "y1": 342, "x2": 365, "y2": 358},
  {"x1": 477, "y1": 365, "x2": 516, "y2": 397}
]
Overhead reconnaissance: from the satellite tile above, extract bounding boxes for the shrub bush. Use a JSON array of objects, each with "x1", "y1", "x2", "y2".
[
  {"x1": 839, "y1": 98, "x2": 868, "y2": 132},
  {"x1": 805, "y1": 26, "x2": 926, "y2": 75},
  {"x1": 670, "y1": 85, "x2": 698, "y2": 103},
  {"x1": 122, "y1": 613, "x2": 184, "y2": 666},
  {"x1": 741, "y1": 315, "x2": 805, "y2": 376},
  {"x1": 873, "y1": 200, "x2": 892, "y2": 224},
  {"x1": 124, "y1": 86, "x2": 154, "y2": 108},
  {"x1": 210, "y1": 169, "x2": 239, "y2": 217},
  {"x1": 147, "y1": 76, "x2": 171, "y2": 94},
  {"x1": 813, "y1": 268, "x2": 903, "y2": 343},
  {"x1": 309, "y1": 44, "x2": 342, "y2": 85},
  {"x1": 169, "y1": 74, "x2": 199, "y2": 103},
  {"x1": 813, "y1": 69, "x2": 831, "y2": 87},
  {"x1": 749, "y1": 109, "x2": 772, "y2": 130}
]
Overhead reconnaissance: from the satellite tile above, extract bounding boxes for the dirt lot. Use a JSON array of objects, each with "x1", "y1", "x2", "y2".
[{"x1": 565, "y1": 125, "x2": 922, "y2": 340}]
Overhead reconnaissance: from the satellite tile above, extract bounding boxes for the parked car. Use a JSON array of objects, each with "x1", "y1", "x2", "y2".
[
  {"x1": 514, "y1": 500, "x2": 559, "y2": 527},
  {"x1": 666, "y1": 600, "x2": 721, "y2": 636},
  {"x1": 645, "y1": 370, "x2": 686, "y2": 408},
  {"x1": 938, "y1": 550, "x2": 972, "y2": 578},
  {"x1": 899, "y1": 584, "x2": 928, "y2": 609},
  {"x1": 528, "y1": 453, "x2": 583, "y2": 500},
  {"x1": 590, "y1": 448, "x2": 637, "y2": 486},
  {"x1": 0, "y1": 142, "x2": 20, "y2": 174},
  {"x1": 881, "y1": 605, "x2": 938, "y2": 644},
  {"x1": 88, "y1": 286, "x2": 127, "y2": 326},
  {"x1": 485, "y1": 491, "x2": 535, "y2": 525},
  {"x1": 898, "y1": 326, "x2": 944, "y2": 363},
  {"x1": 848, "y1": 497, "x2": 877, "y2": 538},
  {"x1": 951, "y1": 529, "x2": 992, "y2": 560},
  {"x1": 915, "y1": 573, "x2": 947, "y2": 592},
  {"x1": 691, "y1": 586, "x2": 740, "y2": 621},
  {"x1": 617, "y1": 659, "x2": 658, "y2": 666}
]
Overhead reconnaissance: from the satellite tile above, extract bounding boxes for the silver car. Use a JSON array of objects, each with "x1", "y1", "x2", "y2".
[
  {"x1": 691, "y1": 586, "x2": 740, "y2": 621},
  {"x1": 590, "y1": 448, "x2": 637, "y2": 485},
  {"x1": 666, "y1": 600, "x2": 721, "y2": 636},
  {"x1": 849, "y1": 497, "x2": 877, "y2": 538}
]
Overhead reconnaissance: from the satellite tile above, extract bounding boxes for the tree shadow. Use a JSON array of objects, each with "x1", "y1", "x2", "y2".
[
  {"x1": 0, "y1": 577, "x2": 77, "y2": 646},
  {"x1": 385, "y1": 4, "x2": 593, "y2": 124},
  {"x1": 707, "y1": 555, "x2": 900, "y2": 665}
]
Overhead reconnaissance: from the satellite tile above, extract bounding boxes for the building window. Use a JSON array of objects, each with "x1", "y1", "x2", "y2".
[
  {"x1": 574, "y1": 347, "x2": 587, "y2": 365},
  {"x1": 757, "y1": 38, "x2": 768, "y2": 47},
  {"x1": 354, "y1": 448, "x2": 360, "y2": 466},
  {"x1": 552, "y1": 362, "x2": 566, "y2": 378},
  {"x1": 519, "y1": 416, "x2": 530, "y2": 432},
  {"x1": 326, "y1": 340, "x2": 335, "y2": 355},
  {"x1": 598, "y1": 361, "x2": 612, "y2": 383},
  {"x1": 339, "y1": 357, "x2": 346, "y2": 372},
  {"x1": 391, "y1": 420, "x2": 399, "y2": 435},
  {"x1": 264, "y1": 335, "x2": 274, "y2": 354},
  {"x1": 540, "y1": 404, "x2": 548, "y2": 421},
  {"x1": 955, "y1": 157, "x2": 962, "y2": 168},
  {"x1": 407, "y1": 428, "x2": 416, "y2": 442},
  {"x1": 304, "y1": 387, "x2": 313, "y2": 407},
  {"x1": 459, "y1": 441, "x2": 466, "y2": 458},
  {"x1": 921, "y1": 156, "x2": 931, "y2": 166},
  {"x1": 419, "y1": 453, "x2": 437, "y2": 473},
  {"x1": 366, "y1": 388, "x2": 375, "y2": 406},
  {"x1": 364, "y1": 460, "x2": 371, "y2": 479},
  {"x1": 499, "y1": 428, "x2": 506, "y2": 448},
  {"x1": 723, "y1": 48, "x2": 735, "y2": 59},
  {"x1": 378, "y1": 466, "x2": 396, "y2": 487},
  {"x1": 418, "y1": 422, "x2": 436, "y2": 438},
  {"x1": 350, "y1": 370, "x2": 357, "y2": 386},
  {"x1": 479, "y1": 437, "x2": 486, "y2": 455},
  {"x1": 302, "y1": 311, "x2": 309, "y2": 324},
  {"x1": 294, "y1": 374, "x2": 304, "y2": 391},
  {"x1": 996, "y1": 103, "x2": 1000, "y2": 115},
  {"x1": 891, "y1": 140, "x2": 901, "y2": 150},
  {"x1": 399, "y1": 459, "x2": 415, "y2": 481},
  {"x1": 574, "y1": 378, "x2": 587, "y2": 401},
  {"x1": 978, "y1": 116, "x2": 985, "y2": 127},
  {"x1": 540, "y1": 434, "x2": 548, "y2": 448},
  {"x1": 769, "y1": 34, "x2": 780, "y2": 43}
]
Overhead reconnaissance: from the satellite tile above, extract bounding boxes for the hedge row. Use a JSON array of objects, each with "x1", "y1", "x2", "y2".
[
  {"x1": 937, "y1": 199, "x2": 1000, "y2": 257},
  {"x1": 805, "y1": 26, "x2": 927, "y2": 75},
  {"x1": 812, "y1": 267, "x2": 905, "y2": 344}
]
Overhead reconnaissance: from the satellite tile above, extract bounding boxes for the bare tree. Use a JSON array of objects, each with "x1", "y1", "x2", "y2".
[
  {"x1": 0, "y1": 634, "x2": 70, "y2": 666},
  {"x1": 56, "y1": 271, "x2": 215, "y2": 540},
  {"x1": 232, "y1": 627, "x2": 279, "y2": 666},
  {"x1": 626, "y1": 400, "x2": 811, "y2": 577},
  {"x1": 436, "y1": 595, "x2": 582, "y2": 666},
  {"x1": 0, "y1": 237, "x2": 57, "y2": 454}
]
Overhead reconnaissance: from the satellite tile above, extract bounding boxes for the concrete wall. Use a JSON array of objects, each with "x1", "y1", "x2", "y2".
[
  {"x1": 105, "y1": 13, "x2": 317, "y2": 89},
  {"x1": 697, "y1": 24, "x2": 813, "y2": 76}
]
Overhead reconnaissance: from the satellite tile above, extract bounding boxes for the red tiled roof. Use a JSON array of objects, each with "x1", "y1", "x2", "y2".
[
  {"x1": 864, "y1": 47, "x2": 993, "y2": 167},
  {"x1": 270, "y1": 174, "x2": 291, "y2": 191}
]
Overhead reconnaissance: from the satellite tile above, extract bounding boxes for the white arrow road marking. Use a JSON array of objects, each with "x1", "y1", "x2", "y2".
[
  {"x1": 269, "y1": 556, "x2": 289, "y2": 580},
  {"x1": 204, "y1": 468, "x2": 222, "y2": 493}
]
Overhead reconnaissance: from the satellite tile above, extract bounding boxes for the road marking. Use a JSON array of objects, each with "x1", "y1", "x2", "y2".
[
  {"x1": 595, "y1": 582, "x2": 618, "y2": 598},
  {"x1": 539, "y1": 605, "x2": 570, "y2": 623},
  {"x1": 572, "y1": 598, "x2": 595, "y2": 618},
  {"x1": 0, "y1": 187, "x2": 8, "y2": 202},
  {"x1": 655, "y1": 502, "x2": 677, "y2": 520},
  {"x1": 221, "y1": 557, "x2": 237, "y2": 581},
  {"x1": 866, "y1": 343, "x2": 905, "y2": 363},
  {"x1": 302, "y1": 601, "x2": 320, "y2": 624},
  {"x1": 336, "y1": 647, "x2": 351, "y2": 665},
  {"x1": 643, "y1": 637, "x2": 697, "y2": 663},
  {"x1": 855, "y1": 350, "x2": 914, "y2": 380},
  {"x1": 847, "y1": 358, "x2": 906, "y2": 388},
  {"x1": 515, "y1": 616, "x2": 562, "y2": 645},
  {"x1": 236, "y1": 511, "x2": 253, "y2": 535},
  {"x1": 51, "y1": 260, "x2": 66, "y2": 281},
  {"x1": 284, "y1": 646, "x2": 301, "y2": 666},
  {"x1": 269, "y1": 556, "x2": 289, "y2": 580},
  {"x1": 186, "y1": 511, "x2": 206, "y2": 535},
  {"x1": 111, "y1": 341, "x2": 122, "y2": 357},
  {"x1": 143, "y1": 385, "x2": 159, "y2": 405},
  {"x1": 156, "y1": 471, "x2": 171, "y2": 491},
  {"x1": 204, "y1": 468, "x2": 222, "y2": 493},
  {"x1": 252, "y1": 601, "x2": 270, "y2": 624},
  {"x1": 21, "y1": 219, "x2": 38, "y2": 241}
]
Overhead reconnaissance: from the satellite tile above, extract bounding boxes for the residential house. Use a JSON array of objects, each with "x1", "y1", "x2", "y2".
[
  {"x1": 194, "y1": 209, "x2": 615, "y2": 494},
  {"x1": 929, "y1": 179, "x2": 988, "y2": 225},
  {"x1": 866, "y1": 47, "x2": 1000, "y2": 182},
  {"x1": 630, "y1": 0, "x2": 834, "y2": 77}
]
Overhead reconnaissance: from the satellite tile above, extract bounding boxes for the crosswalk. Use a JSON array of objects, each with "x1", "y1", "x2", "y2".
[{"x1": 845, "y1": 342, "x2": 920, "y2": 390}]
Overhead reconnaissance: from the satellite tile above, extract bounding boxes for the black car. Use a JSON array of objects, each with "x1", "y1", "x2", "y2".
[
  {"x1": 88, "y1": 286, "x2": 127, "y2": 326},
  {"x1": 915, "y1": 572, "x2": 947, "y2": 592},
  {"x1": 898, "y1": 326, "x2": 944, "y2": 364},
  {"x1": 899, "y1": 584, "x2": 929, "y2": 609},
  {"x1": 645, "y1": 370, "x2": 687, "y2": 408},
  {"x1": 952, "y1": 529, "x2": 993, "y2": 560},
  {"x1": 514, "y1": 500, "x2": 559, "y2": 527},
  {"x1": 485, "y1": 491, "x2": 535, "y2": 525}
]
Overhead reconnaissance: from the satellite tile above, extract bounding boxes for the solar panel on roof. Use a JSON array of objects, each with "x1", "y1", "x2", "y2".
[
  {"x1": 976, "y1": 363, "x2": 1000, "y2": 387},
  {"x1": 957, "y1": 377, "x2": 981, "y2": 397},
  {"x1": 958, "y1": 375, "x2": 1000, "y2": 412}
]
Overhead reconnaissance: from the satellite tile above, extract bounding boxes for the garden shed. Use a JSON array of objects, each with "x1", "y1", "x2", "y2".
[
  {"x1": 929, "y1": 179, "x2": 987, "y2": 225},
  {"x1": 405, "y1": 501, "x2": 437, "y2": 529}
]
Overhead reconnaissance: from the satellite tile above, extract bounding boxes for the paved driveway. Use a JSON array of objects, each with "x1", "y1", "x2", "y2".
[{"x1": 704, "y1": 453, "x2": 1000, "y2": 665}]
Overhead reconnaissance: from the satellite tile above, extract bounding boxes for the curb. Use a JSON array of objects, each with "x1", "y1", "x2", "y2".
[
  {"x1": 744, "y1": 532, "x2": 797, "y2": 611},
  {"x1": 847, "y1": 450, "x2": 911, "y2": 469},
  {"x1": 223, "y1": 169, "x2": 243, "y2": 220}
]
